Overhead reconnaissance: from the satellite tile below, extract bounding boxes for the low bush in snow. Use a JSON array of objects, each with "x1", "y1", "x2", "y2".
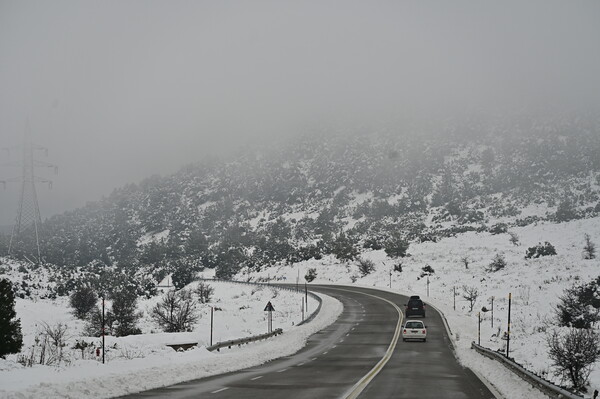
[
  {"x1": 525, "y1": 242, "x2": 557, "y2": 259},
  {"x1": 357, "y1": 258, "x2": 375, "y2": 276}
]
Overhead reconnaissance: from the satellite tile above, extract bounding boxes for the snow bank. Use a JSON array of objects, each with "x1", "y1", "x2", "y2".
[{"x1": 0, "y1": 285, "x2": 341, "y2": 399}]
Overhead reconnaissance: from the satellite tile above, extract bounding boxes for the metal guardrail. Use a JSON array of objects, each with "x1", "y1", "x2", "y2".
[
  {"x1": 471, "y1": 342, "x2": 583, "y2": 399},
  {"x1": 165, "y1": 278, "x2": 322, "y2": 353},
  {"x1": 200, "y1": 278, "x2": 322, "y2": 326},
  {"x1": 297, "y1": 293, "x2": 322, "y2": 326},
  {"x1": 207, "y1": 328, "x2": 283, "y2": 352}
]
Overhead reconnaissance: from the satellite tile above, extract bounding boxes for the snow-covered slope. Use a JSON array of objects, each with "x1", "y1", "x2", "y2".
[
  {"x1": 0, "y1": 281, "x2": 337, "y2": 399},
  {"x1": 243, "y1": 216, "x2": 600, "y2": 397}
]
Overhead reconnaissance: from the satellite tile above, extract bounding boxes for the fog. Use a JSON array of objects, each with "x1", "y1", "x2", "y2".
[{"x1": 1, "y1": 0, "x2": 599, "y2": 226}]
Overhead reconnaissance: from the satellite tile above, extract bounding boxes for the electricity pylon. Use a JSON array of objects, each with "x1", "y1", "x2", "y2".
[{"x1": 3, "y1": 125, "x2": 57, "y2": 264}]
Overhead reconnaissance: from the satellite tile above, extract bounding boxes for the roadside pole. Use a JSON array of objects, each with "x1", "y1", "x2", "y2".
[
  {"x1": 453, "y1": 286, "x2": 456, "y2": 310},
  {"x1": 102, "y1": 295, "x2": 105, "y2": 364},
  {"x1": 264, "y1": 301, "x2": 275, "y2": 333},
  {"x1": 305, "y1": 282, "x2": 308, "y2": 314},
  {"x1": 491, "y1": 296, "x2": 494, "y2": 328},
  {"x1": 210, "y1": 306, "x2": 214, "y2": 346},
  {"x1": 478, "y1": 312, "x2": 481, "y2": 345},
  {"x1": 506, "y1": 293, "x2": 512, "y2": 357}
]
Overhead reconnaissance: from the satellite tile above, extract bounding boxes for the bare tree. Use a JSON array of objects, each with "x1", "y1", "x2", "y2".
[
  {"x1": 462, "y1": 285, "x2": 479, "y2": 312},
  {"x1": 460, "y1": 256, "x2": 470, "y2": 269},
  {"x1": 518, "y1": 286, "x2": 531, "y2": 306},
  {"x1": 583, "y1": 233, "x2": 596, "y2": 260},
  {"x1": 38, "y1": 322, "x2": 69, "y2": 366},
  {"x1": 151, "y1": 289, "x2": 199, "y2": 332},
  {"x1": 547, "y1": 328, "x2": 600, "y2": 391},
  {"x1": 196, "y1": 282, "x2": 214, "y2": 304}
]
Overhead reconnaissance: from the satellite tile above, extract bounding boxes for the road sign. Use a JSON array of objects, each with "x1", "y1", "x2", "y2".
[{"x1": 264, "y1": 301, "x2": 275, "y2": 311}]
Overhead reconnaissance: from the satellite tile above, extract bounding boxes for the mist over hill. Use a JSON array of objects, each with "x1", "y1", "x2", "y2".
[{"x1": 1, "y1": 112, "x2": 599, "y2": 295}]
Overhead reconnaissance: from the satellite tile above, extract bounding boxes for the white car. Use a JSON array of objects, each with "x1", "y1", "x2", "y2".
[{"x1": 402, "y1": 320, "x2": 427, "y2": 342}]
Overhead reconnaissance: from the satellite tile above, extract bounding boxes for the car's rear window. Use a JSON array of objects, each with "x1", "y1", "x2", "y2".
[
  {"x1": 408, "y1": 300, "x2": 423, "y2": 307},
  {"x1": 405, "y1": 321, "x2": 424, "y2": 328}
]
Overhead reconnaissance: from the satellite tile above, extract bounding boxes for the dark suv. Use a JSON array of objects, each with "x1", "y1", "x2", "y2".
[{"x1": 405, "y1": 296, "x2": 426, "y2": 318}]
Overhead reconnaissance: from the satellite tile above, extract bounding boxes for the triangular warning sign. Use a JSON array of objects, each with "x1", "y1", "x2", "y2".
[{"x1": 264, "y1": 301, "x2": 275, "y2": 311}]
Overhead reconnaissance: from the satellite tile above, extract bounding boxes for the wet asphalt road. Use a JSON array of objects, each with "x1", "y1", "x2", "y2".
[{"x1": 121, "y1": 285, "x2": 495, "y2": 399}]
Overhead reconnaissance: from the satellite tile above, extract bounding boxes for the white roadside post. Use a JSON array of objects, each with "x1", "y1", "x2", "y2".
[{"x1": 264, "y1": 301, "x2": 275, "y2": 333}]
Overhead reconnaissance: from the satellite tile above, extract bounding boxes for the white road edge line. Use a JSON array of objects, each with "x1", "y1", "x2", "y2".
[
  {"x1": 277, "y1": 368, "x2": 288, "y2": 373},
  {"x1": 326, "y1": 287, "x2": 404, "y2": 399},
  {"x1": 424, "y1": 301, "x2": 503, "y2": 399},
  {"x1": 211, "y1": 387, "x2": 229, "y2": 394},
  {"x1": 251, "y1": 376, "x2": 263, "y2": 380}
]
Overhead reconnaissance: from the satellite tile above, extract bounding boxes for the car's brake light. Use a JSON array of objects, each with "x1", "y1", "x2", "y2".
[
  {"x1": 403, "y1": 330, "x2": 407, "y2": 333},
  {"x1": 422, "y1": 330, "x2": 426, "y2": 334}
]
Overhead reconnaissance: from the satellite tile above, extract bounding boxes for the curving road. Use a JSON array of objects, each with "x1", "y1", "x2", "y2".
[{"x1": 122, "y1": 285, "x2": 496, "y2": 399}]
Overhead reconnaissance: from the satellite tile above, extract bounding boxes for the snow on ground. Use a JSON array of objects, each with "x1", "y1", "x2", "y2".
[
  {"x1": 246, "y1": 216, "x2": 600, "y2": 398},
  {"x1": 3, "y1": 216, "x2": 600, "y2": 398},
  {"x1": 0, "y1": 281, "x2": 337, "y2": 399}
]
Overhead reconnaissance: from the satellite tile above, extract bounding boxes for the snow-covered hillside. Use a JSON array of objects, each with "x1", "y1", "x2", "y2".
[
  {"x1": 2, "y1": 216, "x2": 599, "y2": 397},
  {"x1": 243, "y1": 216, "x2": 600, "y2": 397}
]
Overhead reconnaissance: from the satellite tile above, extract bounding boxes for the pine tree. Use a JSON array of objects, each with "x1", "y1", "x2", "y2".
[
  {"x1": 331, "y1": 232, "x2": 359, "y2": 262},
  {"x1": 0, "y1": 279, "x2": 23, "y2": 358},
  {"x1": 70, "y1": 286, "x2": 98, "y2": 320},
  {"x1": 171, "y1": 260, "x2": 197, "y2": 289},
  {"x1": 111, "y1": 289, "x2": 141, "y2": 337},
  {"x1": 555, "y1": 199, "x2": 577, "y2": 222},
  {"x1": 384, "y1": 232, "x2": 410, "y2": 259},
  {"x1": 583, "y1": 233, "x2": 596, "y2": 260}
]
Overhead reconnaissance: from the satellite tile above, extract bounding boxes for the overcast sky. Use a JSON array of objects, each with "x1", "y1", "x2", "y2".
[{"x1": 1, "y1": 1, "x2": 600, "y2": 226}]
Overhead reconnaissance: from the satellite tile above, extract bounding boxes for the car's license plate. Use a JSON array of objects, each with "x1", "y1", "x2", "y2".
[{"x1": 411, "y1": 330, "x2": 418, "y2": 333}]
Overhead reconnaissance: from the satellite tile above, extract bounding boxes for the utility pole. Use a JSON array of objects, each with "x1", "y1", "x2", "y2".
[
  {"x1": 491, "y1": 296, "x2": 494, "y2": 328},
  {"x1": 305, "y1": 282, "x2": 308, "y2": 314},
  {"x1": 3, "y1": 124, "x2": 57, "y2": 264},
  {"x1": 453, "y1": 286, "x2": 456, "y2": 310},
  {"x1": 426, "y1": 276, "x2": 430, "y2": 297},
  {"x1": 210, "y1": 307, "x2": 214, "y2": 346},
  {"x1": 102, "y1": 295, "x2": 106, "y2": 364},
  {"x1": 506, "y1": 293, "x2": 512, "y2": 358},
  {"x1": 478, "y1": 312, "x2": 481, "y2": 345}
]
